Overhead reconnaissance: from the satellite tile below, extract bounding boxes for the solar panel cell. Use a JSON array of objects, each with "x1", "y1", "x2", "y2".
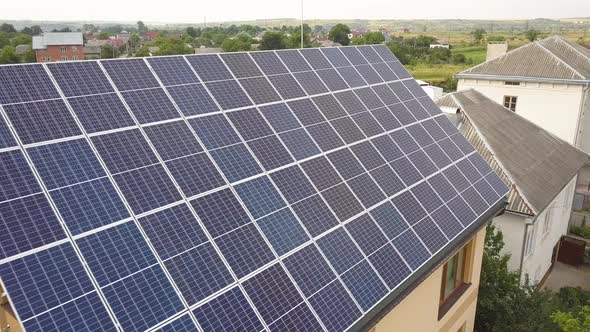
[
  {"x1": 316, "y1": 68, "x2": 349, "y2": 91},
  {"x1": 101, "y1": 58, "x2": 160, "y2": 91},
  {"x1": 248, "y1": 135, "x2": 294, "y2": 169},
  {"x1": 191, "y1": 188, "x2": 251, "y2": 238},
  {"x1": 257, "y1": 208, "x2": 310, "y2": 256},
  {"x1": 292, "y1": 194, "x2": 339, "y2": 237},
  {"x1": 189, "y1": 114, "x2": 241, "y2": 149},
  {"x1": 251, "y1": 51, "x2": 289, "y2": 75},
  {"x1": 92, "y1": 129, "x2": 159, "y2": 174},
  {"x1": 0, "y1": 150, "x2": 41, "y2": 201},
  {"x1": 308, "y1": 281, "x2": 361, "y2": 332},
  {"x1": 317, "y1": 227, "x2": 364, "y2": 274},
  {"x1": 368, "y1": 244, "x2": 411, "y2": 289},
  {"x1": 276, "y1": 50, "x2": 312, "y2": 73},
  {"x1": 143, "y1": 120, "x2": 203, "y2": 161},
  {"x1": 165, "y1": 153, "x2": 226, "y2": 197},
  {"x1": 279, "y1": 128, "x2": 321, "y2": 160},
  {"x1": 209, "y1": 143, "x2": 263, "y2": 182},
  {"x1": 121, "y1": 88, "x2": 180, "y2": 124},
  {"x1": 392, "y1": 230, "x2": 431, "y2": 270},
  {"x1": 205, "y1": 80, "x2": 252, "y2": 110},
  {"x1": 369, "y1": 202, "x2": 408, "y2": 240},
  {"x1": 268, "y1": 74, "x2": 307, "y2": 99},
  {"x1": 327, "y1": 148, "x2": 365, "y2": 180},
  {"x1": 284, "y1": 244, "x2": 337, "y2": 297},
  {"x1": 346, "y1": 214, "x2": 388, "y2": 255},
  {"x1": 306, "y1": 122, "x2": 346, "y2": 151},
  {"x1": 226, "y1": 108, "x2": 273, "y2": 141},
  {"x1": 293, "y1": 71, "x2": 329, "y2": 95},
  {"x1": 235, "y1": 176, "x2": 286, "y2": 219},
  {"x1": 239, "y1": 77, "x2": 281, "y2": 104},
  {"x1": 147, "y1": 56, "x2": 200, "y2": 86},
  {"x1": 67, "y1": 93, "x2": 135, "y2": 133},
  {"x1": 185, "y1": 54, "x2": 233, "y2": 82},
  {"x1": 341, "y1": 260, "x2": 388, "y2": 311},
  {"x1": 337, "y1": 66, "x2": 367, "y2": 87},
  {"x1": 413, "y1": 217, "x2": 448, "y2": 253},
  {"x1": 193, "y1": 287, "x2": 264, "y2": 332},
  {"x1": 268, "y1": 302, "x2": 324, "y2": 332},
  {"x1": 48, "y1": 61, "x2": 114, "y2": 97},
  {"x1": 322, "y1": 183, "x2": 364, "y2": 221},
  {"x1": 0, "y1": 64, "x2": 60, "y2": 104},
  {"x1": 220, "y1": 53, "x2": 263, "y2": 78},
  {"x1": 166, "y1": 83, "x2": 220, "y2": 116},
  {"x1": 270, "y1": 165, "x2": 316, "y2": 204}
]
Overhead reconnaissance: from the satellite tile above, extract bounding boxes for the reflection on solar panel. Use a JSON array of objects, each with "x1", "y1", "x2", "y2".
[{"x1": 0, "y1": 46, "x2": 507, "y2": 332}]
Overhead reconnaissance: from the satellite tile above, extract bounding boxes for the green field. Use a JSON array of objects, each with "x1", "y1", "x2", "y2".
[
  {"x1": 406, "y1": 63, "x2": 471, "y2": 82},
  {"x1": 451, "y1": 46, "x2": 487, "y2": 64}
]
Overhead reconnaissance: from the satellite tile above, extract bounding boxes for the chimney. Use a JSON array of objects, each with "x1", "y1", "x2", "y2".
[{"x1": 486, "y1": 41, "x2": 508, "y2": 61}]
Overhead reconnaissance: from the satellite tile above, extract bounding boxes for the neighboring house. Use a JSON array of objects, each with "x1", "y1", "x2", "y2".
[
  {"x1": 83, "y1": 46, "x2": 101, "y2": 59},
  {"x1": 416, "y1": 79, "x2": 443, "y2": 100},
  {"x1": 436, "y1": 90, "x2": 589, "y2": 284},
  {"x1": 455, "y1": 35, "x2": 590, "y2": 232},
  {"x1": 14, "y1": 45, "x2": 30, "y2": 56},
  {"x1": 144, "y1": 31, "x2": 159, "y2": 41},
  {"x1": 32, "y1": 32, "x2": 84, "y2": 62},
  {"x1": 85, "y1": 39, "x2": 109, "y2": 47},
  {"x1": 430, "y1": 39, "x2": 450, "y2": 49}
]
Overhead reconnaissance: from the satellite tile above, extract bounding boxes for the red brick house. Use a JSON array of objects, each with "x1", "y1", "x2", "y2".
[{"x1": 32, "y1": 32, "x2": 84, "y2": 63}]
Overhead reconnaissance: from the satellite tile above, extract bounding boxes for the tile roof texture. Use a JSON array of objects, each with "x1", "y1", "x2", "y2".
[{"x1": 436, "y1": 89, "x2": 589, "y2": 216}]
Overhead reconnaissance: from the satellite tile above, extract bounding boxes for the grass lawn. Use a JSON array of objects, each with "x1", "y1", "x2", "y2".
[
  {"x1": 451, "y1": 46, "x2": 487, "y2": 64},
  {"x1": 406, "y1": 63, "x2": 471, "y2": 82}
]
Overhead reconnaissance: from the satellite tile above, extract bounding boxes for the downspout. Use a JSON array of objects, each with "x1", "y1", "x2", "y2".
[{"x1": 518, "y1": 222, "x2": 531, "y2": 279}]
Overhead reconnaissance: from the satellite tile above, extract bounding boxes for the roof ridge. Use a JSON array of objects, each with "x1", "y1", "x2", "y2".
[
  {"x1": 449, "y1": 90, "x2": 538, "y2": 214},
  {"x1": 536, "y1": 40, "x2": 586, "y2": 80},
  {"x1": 548, "y1": 35, "x2": 590, "y2": 60},
  {"x1": 458, "y1": 42, "x2": 538, "y2": 75}
]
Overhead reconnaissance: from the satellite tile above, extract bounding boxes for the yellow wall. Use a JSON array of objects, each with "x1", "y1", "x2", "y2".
[
  {"x1": 1, "y1": 290, "x2": 22, "y2": 332},
  {"x1": 371, "y1": 226, "x2": 487, "y2": 332}
]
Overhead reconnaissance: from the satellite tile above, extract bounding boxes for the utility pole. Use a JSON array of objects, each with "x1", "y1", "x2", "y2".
[{"x1": 300, "y1": 0, "x2": 304, "y2": 48}]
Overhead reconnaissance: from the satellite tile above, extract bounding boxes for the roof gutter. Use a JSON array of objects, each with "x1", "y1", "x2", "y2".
[
  {"x1": 454, "y1": 73, "x2": 590, "y2": 86},
  {"x1": 351, "y1": 198, "x2": 507, "y2": 331}
]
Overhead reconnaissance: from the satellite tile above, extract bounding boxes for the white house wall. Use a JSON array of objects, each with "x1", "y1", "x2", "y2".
[
  {"x1": 492, "y1": 213, "x2": 527, "y2": 271},
  {"x1": 521, "y1": 179, "x2": 576, "y2": 283},
  {"x1": 458, "y1": 79, "x2": 584, "y2": 145}
]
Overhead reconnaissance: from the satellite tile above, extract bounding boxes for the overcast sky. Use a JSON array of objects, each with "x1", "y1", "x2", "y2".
[{"x1": 3, "y1": 0, "x2": 590, "y2": 23}]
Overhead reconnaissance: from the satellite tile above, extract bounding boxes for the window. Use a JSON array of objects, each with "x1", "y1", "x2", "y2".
[
  {"x1": 505, "y1": 81, "x2": 521, "y2": 86},
  {"x1": 439, "y1": 242, "x2": 473, "y2": 319},
  {"x1": 543, "y1": 205, "x2": 553, "y2": 235},
  {"x1": 60, "y1": 56, "x2": 68, "y2": 61},
  {"x1": 504, "y1": 96, "x2": 518, "y2": 111},
  {"x1": 60, "y1": 47, "x2": 67, "y2": 52},
  {"x1": 72, "y1": 46, "x2": 78, "y2": 51},
  {"x1": 42, "y1": 56, "x2": 51, "y2": 62},
  {"x1": 72, "y1": 55, "x2": 78, "y2": 61},
  {"x1": 524, "y1": 223, "x2": 536, "y2": 258}
]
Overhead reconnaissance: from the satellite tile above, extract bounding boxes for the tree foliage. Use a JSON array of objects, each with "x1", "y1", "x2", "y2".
[
  {"x1": 471, "y1": 28, "x2": 487, "y2": 44},
  {"x1": 222, "y1": 33, "x2": 252, "y2": 52},
  {"x1": 526, "y1": 29, "x2": 540, "y2": 42},
  {"x1": 351, "y1": 37, "x2": 365, "y2": 45},
  {"x1": 364, "y1": 31, "x2": 385, "y2": 44},
  {"x1": 286, "y1": 30, "x2": 312, "y2": 48},
  {"x1": 153, "y1": 37, "x2": 193, "y2": 55},
  {"x1": 137, "y1": 21, "x2": 147, "y2": 34},
  {"x1": 552, "y1": 304, "x2": 590, "y2": 332},
  {"x1": 0, "y1": 46, "x2": 18, "y2": 64},
  {"x1": 259, "y1": 31, "x2": 287, "y2": 50},
  {"x1": 0, "y1": 24, "x2": 16, "y2": 33},
  {"x1": 476, "y1": 223, "x2": 557, "y2": 332},
  {"x1": 328, "y1": 24, "x2": 351, "y2": 46}
]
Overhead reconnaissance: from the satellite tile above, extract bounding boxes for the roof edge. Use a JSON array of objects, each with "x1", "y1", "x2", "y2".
[
  {"x1": 454, "y1": 73, "x2": 590, "y2": 85},
  {"x1": 350, "y1": 198, "x2": 507, "y2": 331}
]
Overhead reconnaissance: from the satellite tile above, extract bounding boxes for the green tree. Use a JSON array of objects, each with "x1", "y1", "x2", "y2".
[
  {"x1": 211, "y1": 33, "x2": 228, "y2": 47},
  {"x1": 186, "y1": 27, "x2": 199, "y2": 38},
  {"x1": 154, "y1": 37, "x2": 193, "y2": 55},
  {"x1": 259, "y1": 31, "x2": 287, "y2": 50},
  {"x1": 471, "y1": 28, "x2": 487, "y2": 44},
  {"x1": 552, "y1": 304, "x2": 590, "y2": 332},
  {"x1": 328, "y1": 24, "x2": 351, "y2": 46},
  {"x1": 137, "y1": 21, "x2": 147, "y2": 34},
  {"x1": 0, "y1": 33, "x2": 9, "y2": 49},
  {"x1": 525, "y1": 29, "x2": 540, "y2": 42},
  {"x1": 134, "y1": 46, "x2": 150, "y2": 57},
  {"x1": 0, "y1": 24, "x2": 16, "y2": 33},
  {"x1": 22, "y1": 48, "x2": 36, "y2": 63},
  {"x1": 222, "y1": 38, "x2": 251, "y2": 52},
  {"x1": 286, "y1": 30, "x2": 311, "y2": 48},
  {"x1": 98, "y1": 31, "x2": 110, "y2": 39},
  {"x1": 451, "y1": 53, "x2": 466, "y2": 65},
  {"x1": 476, "y1": 224, "x2": 557, "y2": 332},
  {"x1": 129, "y1": 33, "x2": 141, "y2": 51},
  {"x1": 29, "y1": 25, "x2": 42, "y2": 36},
  {"x1": 192, "y1": 37, "x2": 213, "y2": 48},
  {"x1": 10, "y1": 34, "x2": 32, "y2": 47},
  {"x1": 351, "y1": 37, "x2": 365, "y2": 45},
  {"x1": 415, "y1": 35, "x2": 437, "y2": 47},
  {"x1": 100, "y1": 44, "x2": 116, "y2": 59},
  {"x1": 364, "y1": 31, "x2": 385, "y2": 44},
  {"x1": 0, "y1": 46, "x2": 19, "y2": 64}
]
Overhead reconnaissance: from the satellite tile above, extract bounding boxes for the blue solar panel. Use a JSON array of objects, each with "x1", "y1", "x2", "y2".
[
  {"x1": 4, "y1": 99, "x2": 82, "y2": 144},
  {"x1": 103, "y1": 265, "x2": 184, "y2": 331},
  {"x1": 114, "y1": 164, "x2": 182, "y2": 214},
  {"x1": 77, "y1": 221, "x2": 156, "y2": 286},
  {"x1": 101, "y1": 58, "x2": 160, "y2": 91},
  {"x1": 67, "y1": 93, "x2": 136, "y2": 133},
  {"x1": 121, "y1": 88, "x2": 180, "y2": 124},
  {"x1": 29, "y1": 139, "x2": 106, "y2": 189},
  {"x1": 341, "y1": 260, "x2": 388, "y2": 311},
  {"x1": 242, "y1": 263, "x2": 303, "y2": 323},
  {"x1": 48, "y1": 61, "x2": 114, "y2": 97},
  {"x1": 191, "y1": 188, "x2": 251, "y2": 238},
  {"x1": 317, "y1": 227, "x2": 364, "y2": 274},
  {"x1": 167, "y1": 83, "x2": 220, "y2": 116},
  {"x1": 0, "y1": 64, "x2": 60, "y2": 104},
  {"x1": 0, "y1": 193, "x2": 65, "y2": 259},
  {"x1": 284, "y1": 244, "x2": 337, "y2": 296},
  {"x1": 308, "y1": 281, "x2": 361, "y2": 332},
  {"x1": 193, "y1": 287, "x2": 264, "y2": 332},
  {"x1": 51, "y1": 177, "x2": 129, "y2": 235},
  {"x1": 257, "y1": 208, "x2": 310, "y2": 256},
  {"x1": 186, "y1": 54, "x2": 233, "y2": 82},
  {"x1": 147, "y1": 56, "x2": 200, "y2": 86},
  {"x1": 164, "y1": 243, "x2": 233, "y2": 304},
  {"x1": 292, "y1": 194, "x2": 339, "y2": 236},
  {"x1": 0, "y1": 46, "x2": 508, "y2": 332}
]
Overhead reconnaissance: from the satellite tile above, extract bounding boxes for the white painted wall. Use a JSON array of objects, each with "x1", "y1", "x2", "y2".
[
  {"x1": 492, "y1": 212, "x2": 527, "y2": 271},
  {"x1": 458, "y1": 79, "x2": 585, "y2": 146},
  {"x1": 492, "y1": 179, "x2": 576, "y2": 282}
]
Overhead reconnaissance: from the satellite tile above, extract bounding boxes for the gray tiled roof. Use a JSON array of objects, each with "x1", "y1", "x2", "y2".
[
  {"x1": 456, "y1": 36, "x2": 590, "y2": 82},
  {"x1": 32, "y1": 32, "x2": 83, "y2": 49},
  {"x1": 436, "y1": 89, "x2": 589, "y2": 216}
]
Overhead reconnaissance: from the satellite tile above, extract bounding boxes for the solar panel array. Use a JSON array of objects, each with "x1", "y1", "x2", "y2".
[{"x1": 0, "y1": 45, "x2": 508, "y2": 332}]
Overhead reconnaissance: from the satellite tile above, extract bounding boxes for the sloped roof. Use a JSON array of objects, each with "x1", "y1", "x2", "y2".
[
  {"x1": 456, "y1": 35, "x2": 590, "y2": 82},
  {"x1": 32, "y1": 32, "x2": 83, "y2": 49},
  {"x1": 436, "y1": 89, "x2": 590, "y2": 216}
]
